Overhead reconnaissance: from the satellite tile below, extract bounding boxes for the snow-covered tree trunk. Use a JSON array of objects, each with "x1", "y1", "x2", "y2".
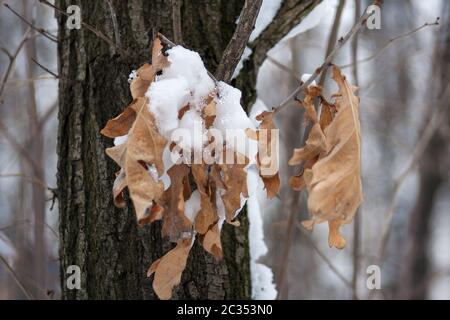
[{"x1": 56, "y1": 0, "x2": 251, "y2": 299}]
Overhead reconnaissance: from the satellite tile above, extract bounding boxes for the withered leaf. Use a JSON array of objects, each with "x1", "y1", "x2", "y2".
[
  {"x1": 162, "y1": 164, "x2": 193, "y2": 242},
  {"x1": 252, "y1": 111, "x2": 280, "y2": 199},
  {"x1": 290, "y1": 65, "x2": 362, "y2": 249},
  {"x1": 147, "y1": 238, "x2": 192, "y2": 300},
  {"x1": 199, "y1": 222, "x2": 223, "y2": 260},
  {"x1": 103, "y1": 97, "x2": 167, "y2": 225},
  {"x1": 100, "y1": 105, "x2": 136, "y2": 138},
  {"x1": 191, "y1": 164, "x2": 218, "y2": 234}
]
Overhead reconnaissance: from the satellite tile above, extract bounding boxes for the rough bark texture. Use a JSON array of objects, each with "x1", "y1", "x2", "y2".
[{"x1": 56, "y1": 0, "x2": 251, "y2": 299}]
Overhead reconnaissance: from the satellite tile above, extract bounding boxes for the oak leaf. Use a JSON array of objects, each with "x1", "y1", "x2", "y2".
[
  {"x1": 289, "y1": 65, "x2": 363, "y2": 249},
  {"x1": 147, "y1": 239, "x2": 192, "y2": 300}
]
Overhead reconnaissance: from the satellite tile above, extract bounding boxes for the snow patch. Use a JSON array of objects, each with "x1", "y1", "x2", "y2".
[{"x1": 247, "y1": 168, "x2": 277, "y2": 300}]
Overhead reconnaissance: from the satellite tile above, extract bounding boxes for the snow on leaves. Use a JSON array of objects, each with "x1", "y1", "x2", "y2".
[
  {"x1": 288, "y1": 65, "x2": 363, "y2": 249},
  {"x1": 101, "y1": 35, "x2": 259, "y2": 299}
]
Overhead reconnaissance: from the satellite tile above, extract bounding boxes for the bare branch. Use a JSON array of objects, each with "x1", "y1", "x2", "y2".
[
  {"x1": 351, "y1": 0, "x2": 361, "y2": 300},
  {"x1": 171, "y1": 0, "x2": 183, "y2": 44},
  {"x1": 31, "y1": 58, "x2": 59, "y2": 79},
  {"x1": 378, "y1": 85, "x2": 450, "y2": 265},
  {"x1": 296, "y1": 222, "x2": 356, "y2": 294},
  {"x1": 0, "y1": 28, "x2": 32, "y2": 102},
  {"x1": 273, "y1": 1, "x2": 380, "y2": 115},
  {"x1": 318, "y1": 0, "x2": 346, "y2": 87},
  {"x1": 234, "y1": 0, "x2": 322, "y2": 108},
  {"x1": 38, "y1": 0, "x2": 127, "y2": 56},
  {"x1": 340, "y1": 17, "x2": 440, "y2": 69},
  {"x1": 0, "y1": 254, "x2": 34, "y2": 300},
  {"x1": 215, "y1": 0, "x2": 262, "y2": 82},
  {"x1": 0, "y1": 119, "x2": 40, "y2": 174},
  {"x1": 105, "y1": 0, "x2": 122, "y2": 49},
  {"x1": 4, "y1": 3, "x2": 58, "y2": 43}
]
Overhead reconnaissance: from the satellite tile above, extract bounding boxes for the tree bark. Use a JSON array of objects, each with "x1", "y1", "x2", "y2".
[{"x1": 56, "y1": 0, "x2": 251, "y2": 299}]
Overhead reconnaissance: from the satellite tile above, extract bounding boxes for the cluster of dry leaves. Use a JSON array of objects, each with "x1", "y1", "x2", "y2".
[
  {"x1": 101, "y1": 37, "x2": 279, "y2": 300},
  {"x1": 288, "y1": 65, "x2": 363, "y2": 249},
  {"x1": 100, "y1": 36, "x2": 362, "y2": 299}
]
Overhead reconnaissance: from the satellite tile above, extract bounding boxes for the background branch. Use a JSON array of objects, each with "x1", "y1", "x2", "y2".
[
  {"x1": 215, "y1": 0, "x2": 262, "y2": 83},
  {"x1": 234, "y1": 0, "x2": 322, "y2": 109}
]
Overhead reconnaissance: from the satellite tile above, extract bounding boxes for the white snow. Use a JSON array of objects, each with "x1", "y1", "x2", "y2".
[
  {"x1": 250, "y1": 0, "x2": 282, "y2": 42},
  {"x1": 184, "y1": 190, "x2": 201, "y2": 223},
  {"x1": 232, "y1": 46, "x2": 252, "y2": 79},
  {"x1": 128, "y1": 70, "x2": 138, "y2": 83},
  {"x1": 177, "y1": 109, "x2": 207, "y2": 153},
  {"x1": 114, "y1": 134, "x2": 128, "y2": 146},
  {"x1": 301, "y1": 73, "x2": 317, "y2": 87},
  {"x1": 249, "y1": 98, "x2": 270, "y2": 127},
  {"x1": 158, "y1": 46, "x2": 215, "y2": 109},
  {"x1": 146, "y1": 77, "x2": 190, "y2": 138},
  {"x1": 247, "y1": 168, "x2": 277, "y2": 300},
  {"x1": 213, "y1": 81, "x2": 257, "y2": 162},
  {"x1": 281, "y1": 0, "x2": 330, "y2": 42}
]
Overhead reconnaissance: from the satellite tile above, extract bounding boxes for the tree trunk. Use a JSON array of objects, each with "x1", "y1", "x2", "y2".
[
  {"x1": 56, "y1": 0, "x2": 251, "y2": 299},
  {"x1": 397, "y1": 6, "x2": 449, "y2": 299}
]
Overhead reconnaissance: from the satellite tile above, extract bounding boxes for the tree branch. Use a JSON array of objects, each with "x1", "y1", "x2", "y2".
[
  {"x1": 273, "y1": 1, "x2": 380, "y2": 115},
  {"x1": 340, "y1": 17, "x2": 440, "y2": 69},
  {"x1": 215, "y1": 0, "x2": 262, "y2": 83},
  {"x1": 31, "y1": 57, "x2": 59, "y2": 79},
  {"x1": 38, "y1": 0, "x2": 127, "y2": 56},
  {"x1": 234, "y1": 0, "x2": 322, "y2": 109},
  {"x1": 377, "y1": 85, "x2": 449, "y2": 266},
  {"x1": 318, "y1": 0, "x2": 346, "y2": 87},
  {"x1": 171, "y1": 0, "x2": 183, "y2": 44},
  {"x1": 4, "y1": 3, "x2": 58, "y2": 43}
]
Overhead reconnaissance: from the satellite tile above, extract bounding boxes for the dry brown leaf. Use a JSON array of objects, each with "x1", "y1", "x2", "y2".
[
  {"x1": 147, "y1": 239, "x2": 192, "y2": 300},
  {"x1": 103, "y1": 97, "x2": 167, "y2": 224},
  {"x1": 203, "y1": 97, "x2": 216, "y2": 129},
  {"x1": 130, "y1": 38, "x2": 169, "y2": 99},
  {"x1": 220, "y1": 157, "x2": 248, "y2": 225},
  {"x1": 130, "y1": 64, "x2": 153, "y2": 99},
  {"x1": 289, "y1": 65, "x2": 362, "y2": 249},
  {"x1": 199, "y1": 222, "x2": 223, "y2": 260},
  {"x1": 100, "y1": 106, "x2": 136, "y2": 138},
  {"x1": 191, "y1": 164, "x2": 218, "y2": 234},
  {"x1": 253, "y1": 111, "x2": 280, "y2": 199},
  {"x1": 162, "y1": 164, "x2": 193, "y2": 242}
]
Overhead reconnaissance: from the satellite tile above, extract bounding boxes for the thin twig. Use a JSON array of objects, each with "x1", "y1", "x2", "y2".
[
  {"x1": 273, "y1": 1, "x2": 380, "y2": 115},
  {"x1": 4, "y1": 3, "x2": 58, "y2": 43},
  {"x1": 105, "y1": 0, "x2": 122, "y2": 49},
  {"x1": 215, "y1": 0, "x2": 262, "y2": 83},
  {"x1": 171, "y1": 0, "x2": 183, "y2": 44},
  {"x1": 31, "y1": 58, "x2": 59, "y2": 78},
  {"x1": 0, "y1": 218, "x2": 59, "y2": 240},
  {"x1": 0, "y1": 254, "x2": 34, "y2": 300},
  {"x1": 296, "y1": 222, "x2": 356, "y2": 295},
  {"x1": 351, "y1": 0, "x2": 361, "y2": 300},
  {"x1": 0, "y1": 173, "x2": 53, "y2": 191},
  {"x1": 0, "y1": 120, "x2": 40, "y2": 174},
  {"x1": 318, "y1": 0, "x2": 346, "y2": 87},
  {"x1": 0, "y1": 28, "x2": 32, "y2": 102},
  {"x1": 340, "y1": 18, "x2": 440, "y2": 69},
  {"x1": 267, "y1": 55, "x2": 301, "y2": 81},
  {"x1": 277, "y1": 194, "x2": 300, "y2": 299},
  {"x1": 377, "y1": 86, "x2": 450, "y2": 265},
  {"x1": 38, "y1": 0, "x2": 127, "y2": 56}
]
